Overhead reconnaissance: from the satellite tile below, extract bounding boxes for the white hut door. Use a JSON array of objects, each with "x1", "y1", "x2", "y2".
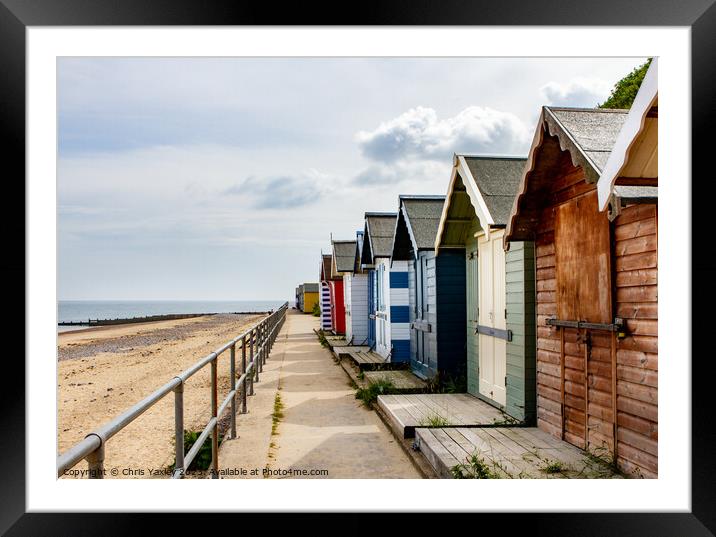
[{"x1": 478, "y1": 231, "x2": 507, "y2": 406}]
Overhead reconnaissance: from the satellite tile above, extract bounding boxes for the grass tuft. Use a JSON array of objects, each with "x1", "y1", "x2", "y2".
[
  {"x1": 354, "y1": 378, "x2": 396, "y2": 408},
  {"x1": 451, "y1": 454, "x2": 498, "y2": 479}
]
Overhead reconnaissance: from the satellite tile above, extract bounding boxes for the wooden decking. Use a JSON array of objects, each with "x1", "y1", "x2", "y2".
[
  {"x1": 364, "y1": 370, "x2": 426, "y2": 391},
  {"x1": 332, "y1": 345, "x2": 371, "y2": 358},
  {"x1": 415, "y1": 427, "x2": 623, "y2": 479},
  {"x1": 377, "y1": 393, "x2": 516, "y2": 439}
]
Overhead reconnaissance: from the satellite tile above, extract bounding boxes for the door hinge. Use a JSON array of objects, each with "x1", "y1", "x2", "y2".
[
  {"x1": 505, "y1": 375, "x2": 508, "y2": 387},
  {"x1": 505, "y1": 308, "x2": 507, "y2": 319}
]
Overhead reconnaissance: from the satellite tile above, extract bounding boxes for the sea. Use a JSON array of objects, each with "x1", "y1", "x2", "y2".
[{"x1": 58, "y1": 300, "x2": 289, "y2": 332}]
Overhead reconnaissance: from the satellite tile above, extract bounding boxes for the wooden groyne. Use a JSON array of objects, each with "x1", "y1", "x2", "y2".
[{"x1": 58, "y1": 311, "x2": 273, "y2": 327}]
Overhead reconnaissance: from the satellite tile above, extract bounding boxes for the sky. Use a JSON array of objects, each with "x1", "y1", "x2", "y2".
[{"x1": 58, "y1": 57, "x2": 646, "y2": 301}]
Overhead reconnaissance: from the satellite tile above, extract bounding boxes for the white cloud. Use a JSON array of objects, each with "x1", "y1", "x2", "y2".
[
  {"x1": 225, "y1": 169, "x2": 335, "y2": 209},
  {"x1": 540, "y1": 77, "x2": 612, "y2": 108},
  {"x1": 355, "y1": 105, "x2": 531, "y2": 163}
]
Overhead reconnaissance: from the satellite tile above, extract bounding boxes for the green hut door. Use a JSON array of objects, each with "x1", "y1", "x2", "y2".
[
  {"x1": 466, "y1": 246, "x2": 480, "y2": 397},
  {"x1": 477, "y1": 231, "x2": 507, "y2": 407}
]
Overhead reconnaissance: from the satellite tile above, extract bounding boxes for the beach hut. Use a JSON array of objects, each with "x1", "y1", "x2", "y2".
[
  {"x1": 319, "y1": 254, "x2": 335, "y2": 331},
  {"x1": 360, "y1": 212, "x2": 406, "y2": 362},
  {"x1": 504, "y1": 60, "x2": 658, "y2": 478},
  {"x1": 296, "y1": 284, "x2": 304, "y2": 311},
  {"x1": 390, "y1": 195, "x2": 466, "y2": 381},
  {"x1": 333, "y1": 235, "x2": 369, "y2": 345},
  {"x1": 301, "y1": 283, "x2": 320, "y2": 314},
  {"x1": 330, "y1": 240, "x2": 354, "y2": 335},
  {"x1": 435, "y1": 155, "x2": 533, "y2": 421}
]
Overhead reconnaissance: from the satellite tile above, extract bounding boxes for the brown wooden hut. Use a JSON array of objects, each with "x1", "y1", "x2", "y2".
[{"x1": 505, "y1": 61, "x2": 658, "y2": 478}]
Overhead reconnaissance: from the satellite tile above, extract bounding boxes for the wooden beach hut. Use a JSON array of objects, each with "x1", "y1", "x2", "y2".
[
  {"x1": 360, "y1": 212, "x2": 405, "y2": 362},
  {"x1": 390, "y1": 195, "x2": 466, "y2": 381},
  {"x1": 330, "y1": 240, "x2": 355, "y2": 335},
  {"x1": 319, "y1": 254, "x2": 335, "y2": 331},
  {"x1": 504, "y1": 60, "x2": 658, "y2": 477},
  {"x1": 301, "y1": 283, "x2": 320, "y2": 314},
  {"x1": 334, "y1": 234, "x2": 369, "y2": 345},
  {"x1": 435, "y1": 155, "x2": 533, "y2": 421},
  {"x1": 295, "y1": 284, "x2": 304, "y2": 311}
]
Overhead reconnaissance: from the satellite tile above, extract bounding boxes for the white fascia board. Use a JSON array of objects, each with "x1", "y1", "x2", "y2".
[{"x1": 597, "y1": 58, "x2": 658, "y2": 211}]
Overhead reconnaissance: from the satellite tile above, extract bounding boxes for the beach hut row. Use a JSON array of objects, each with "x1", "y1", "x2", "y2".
[
  {"x1": 295, "y1": 283, "x2": 319, "y2": 314},
  {"x1": 315, "y1": 60, "x2": 658, "y2": 477}
]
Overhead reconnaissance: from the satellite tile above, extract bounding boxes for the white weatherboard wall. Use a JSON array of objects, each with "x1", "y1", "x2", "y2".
[
  {"x1": 343, "y1": 273, "x2": 353, "y2": 343},
  {"x1": 350, "y1": 273, "x2": 369, "y2": 345},
  {"x1": 375, "y1": 257, "x2": 392, "y2": 359}
]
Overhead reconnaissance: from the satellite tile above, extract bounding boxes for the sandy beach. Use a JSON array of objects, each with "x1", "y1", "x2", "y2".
[{"x1": 57, "y1": 313, "x2": 264, "y2": 478}]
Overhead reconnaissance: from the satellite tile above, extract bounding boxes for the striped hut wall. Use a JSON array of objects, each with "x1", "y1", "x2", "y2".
[
  {"x1": 390, "y1": 260, "x2": 410, "y2": 363},
  {"x1": 321, "y1": 282, "x2": 332, "y2": 330}
]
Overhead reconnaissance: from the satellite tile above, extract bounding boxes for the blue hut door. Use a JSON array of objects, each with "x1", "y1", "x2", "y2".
[{"x1": 367, "y1": 269, "x2": 376, "y2": 349}]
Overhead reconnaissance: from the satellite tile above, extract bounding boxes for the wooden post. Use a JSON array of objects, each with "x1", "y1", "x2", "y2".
[
  {"x1": 611, "y1": 331, "x2": 618, "y2": 460},
  {"x1": 583, "y1": 330, "x2": 590, "y2": 451},
  {"x1": 560, "y1": 327, "x2": 565, "y2": 441}
]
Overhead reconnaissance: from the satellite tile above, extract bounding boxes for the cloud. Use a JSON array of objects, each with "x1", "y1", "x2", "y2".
[
  {"x1": 352, "y1": 160, "x2": 447, "y2": 187},
  {"x1": 225, "y1": 169, "x2": 332, "y2": 209},
  {"x1": 540, "y1": 77, "x2": 612, "y2": 108},
  {"x1": 355, "y1": 106, "x2": 530, "y2": 163}
]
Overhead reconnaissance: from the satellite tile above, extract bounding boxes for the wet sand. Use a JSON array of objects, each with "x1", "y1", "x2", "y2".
[{"x1": 57, "y1": 313, "x2": 264, "y2": 478}]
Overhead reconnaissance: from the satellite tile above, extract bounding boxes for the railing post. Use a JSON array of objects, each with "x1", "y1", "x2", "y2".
[
  {"x1": 251, "y1": 328, "x2": 259, "y2": 386},
  {"x1": 258, "y1": 326, "x2": 263, "y2": 376},
  {"x1": 87, "y1": 442, "x2": 105, "y2": 479},
  {"x1": 174, "y1": 382, "x2": 184, "y2": 478},
  {"x1": 261, "y1": 321, "x2": 267, "y2": 367},
  {"x1": 210, "y1": 358, "x2": 219, "y2": 479},
  {"x1": 230, "y1": 343, "x2": 237, "y2": 439},
  {"x1": 241, "y1": 335, "x2": 249, "y2": 409}
]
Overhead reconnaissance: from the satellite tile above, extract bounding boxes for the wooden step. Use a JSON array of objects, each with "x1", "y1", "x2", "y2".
[{"x1": 414, "y1": 427, "x2": 625, "y2": 479}]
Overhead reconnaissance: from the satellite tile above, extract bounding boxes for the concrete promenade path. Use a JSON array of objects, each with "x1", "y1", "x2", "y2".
[{"x1": 218, "y1": 309, "x2": 420, "y2": 479}]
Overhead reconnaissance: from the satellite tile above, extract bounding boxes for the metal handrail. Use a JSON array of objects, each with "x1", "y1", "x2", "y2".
[{"x1": 57, "y1": 302, "x2": 289, "y2": 479}]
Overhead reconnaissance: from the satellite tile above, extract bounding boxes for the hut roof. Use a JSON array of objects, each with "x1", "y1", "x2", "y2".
[
  {"x1": 434, "y1": 155, "x2": 527, "y2": 253},
  {"x1": 361, "y1": 212, "x2": 398, "y2": 264},
  {"x1": 597, "y1": 59, "x2": 658, "y2": 215},
  {"x1": 303, "y1": 283, "x2": 319, "y2": 293},
  {"x1": 332, "y1": 240, "x2": 357, "y2": 273},
  {"x1": 505, "y1": 105, "x2": 656, "y2": 243},
  {"x1": 320, "y1": 254, "x2": 334, "y2": 281},
  {"x1": 462, "y1": 156, "x2": 526, "y2": 226},
  {"x1": 392, "y1": 196, "x2": 445, "y2": 259}
]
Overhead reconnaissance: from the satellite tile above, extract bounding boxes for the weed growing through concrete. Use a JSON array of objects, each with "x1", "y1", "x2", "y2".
[
  {"x1": 355, "y1": 378, "x2": 397, "y2": 408},
  {"x1": 271, "y1": 391, "x2": 284, "y2": 436}
]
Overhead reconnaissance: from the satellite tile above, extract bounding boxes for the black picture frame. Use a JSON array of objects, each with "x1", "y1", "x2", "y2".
[{"x1": 3, "y1": 0, "x2": 713, "y2": 534}]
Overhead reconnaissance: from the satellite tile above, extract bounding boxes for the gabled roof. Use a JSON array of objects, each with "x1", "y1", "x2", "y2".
[
  {"x1": 505, "y1": 106, "x2": 632, "y2": 243},
  {"x1": 462, "y1": 156, "x2": 527, "y2": 226},
  {"x1": 354, "y1": 230, "x2": 365, "y2": 273},
  {"x1": 392, "y1": 195, "x2": 445, "y2": 260},
  {"x1": 597, "y1": 59, "x2": 658, "y2": 217},
  {"x1": 361, "y1": 212, "x2": 397, "y2": 265},
  {"x1": 332, "y1": 240, "x2": 357, "y2": 273},
  {"x1": 320, "y1": 253, "x2": 337, "y2": 282},
  {"x1": 435, "y1": 155, "x2": 527, "y2": 252}
]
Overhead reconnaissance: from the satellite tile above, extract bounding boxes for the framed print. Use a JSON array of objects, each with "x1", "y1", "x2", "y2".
[{"x1": 3, "y1": 0, "x2": 714, "y2": 533}]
